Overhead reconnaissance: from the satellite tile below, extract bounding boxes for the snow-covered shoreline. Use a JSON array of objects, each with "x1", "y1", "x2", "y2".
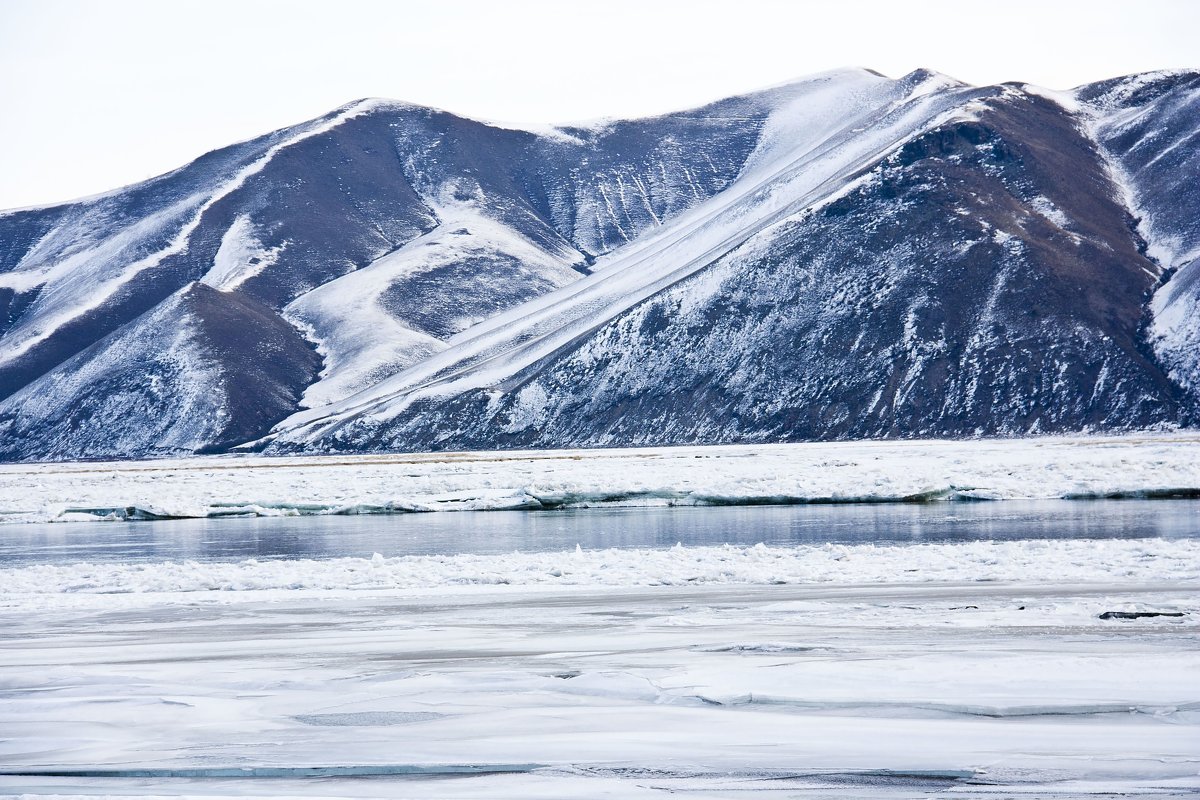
[{"x1": 1, "y1": 433, "x2": 1199, "y2": 525}]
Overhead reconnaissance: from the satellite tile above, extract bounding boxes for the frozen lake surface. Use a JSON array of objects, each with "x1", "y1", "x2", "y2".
[
  {"x1": 2, "y1": 499, "x2": 1198, "y2": 567},
  {"x1": 1, "y1": 463, "x2": 1198, "y2": 797}
]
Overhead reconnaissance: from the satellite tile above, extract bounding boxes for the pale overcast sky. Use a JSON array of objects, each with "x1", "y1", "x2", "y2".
[{"x1": 0, "y1": 0, "x2": 1195, "y2": 210}]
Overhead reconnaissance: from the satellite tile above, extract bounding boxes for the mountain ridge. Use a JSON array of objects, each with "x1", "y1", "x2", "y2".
[{"x1": 1, "y1": 67, "x2": 1197, "y2": 461}]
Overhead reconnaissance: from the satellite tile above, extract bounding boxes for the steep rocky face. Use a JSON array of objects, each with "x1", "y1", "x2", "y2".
[
  {"x1": 1078, "y1": 70, "x2": 1200, "y2": 402},
  {"x1": 0, "y1": 67, "x2": 1197, "y2": 461},
  {"x1": 520, "y1": 96, "x2": 771, "y2": 259}
]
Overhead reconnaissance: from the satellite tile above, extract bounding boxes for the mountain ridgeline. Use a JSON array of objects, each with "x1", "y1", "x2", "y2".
[{"x1": 0, "y1": 67, "x2": 1197, "y2": 461}]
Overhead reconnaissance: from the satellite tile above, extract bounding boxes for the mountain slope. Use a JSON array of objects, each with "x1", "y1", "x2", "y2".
[
  {"x1": 264, "y1": 74, "x2": 1194, "y2": 454},
  {"x1": 0, "y1": 282, "x2": 320, "y2": 460},
  {"x1": 0, "y1": 87, "x2": 778, "y2": 458}
]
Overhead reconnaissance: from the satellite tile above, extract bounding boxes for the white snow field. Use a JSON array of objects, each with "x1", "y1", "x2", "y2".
[
  {"x1": 0, "y1": 432, "x2": 1198, "y2": 525},
  {"x1": 0, "y1": 533, "x2": 1197, "y2": 798}
]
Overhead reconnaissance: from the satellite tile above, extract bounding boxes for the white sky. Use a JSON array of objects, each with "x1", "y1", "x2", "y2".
[{"x1": 1, "y1": 0, "x2": 1195, "y2": 210}]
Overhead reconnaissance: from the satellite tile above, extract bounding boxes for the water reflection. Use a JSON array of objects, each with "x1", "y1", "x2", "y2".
[{"x1": 1, "y1": 500, "x2": 1197, "y2": 567}]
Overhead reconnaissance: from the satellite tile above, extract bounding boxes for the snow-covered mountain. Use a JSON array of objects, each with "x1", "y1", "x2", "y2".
[{"x1": 0, "y1": 67, "x2": 1197, "y2": 461}]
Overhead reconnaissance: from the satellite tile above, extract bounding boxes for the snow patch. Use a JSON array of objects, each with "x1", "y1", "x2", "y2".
[
  {"x1": 201, "y1": 215, "x2": 286, "y2": 291},
  {"x1": 1029, "y1": 195, "x2": 1071, "y2": 229},
  {"x1": 1021, "y1": 83, "x2": 1083, "y2": 113}
]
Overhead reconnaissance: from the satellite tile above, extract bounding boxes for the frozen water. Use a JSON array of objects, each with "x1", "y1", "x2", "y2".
[
  {"x1": 1, "y1": 568, "x2": 1196, "y2": 797},
  {"x1": 1, "y1": 499, "x2": 1196, "y2": 567},
  {"x1": 1, "y1": 517, "x2": 1198, "y2": 798},
  {"x1": 1, "y1": 438, "x2": 1197, "y2": 798}
]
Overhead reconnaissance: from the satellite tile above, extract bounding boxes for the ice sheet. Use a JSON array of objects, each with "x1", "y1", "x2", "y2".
[{"x1": 0, "y1": 545, "x2": 1196, "y2": 798}]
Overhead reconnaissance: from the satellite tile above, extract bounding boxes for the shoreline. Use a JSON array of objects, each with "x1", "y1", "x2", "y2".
[{"x1": 2, "y1": 432, "x2": 1198, "y2": 525}]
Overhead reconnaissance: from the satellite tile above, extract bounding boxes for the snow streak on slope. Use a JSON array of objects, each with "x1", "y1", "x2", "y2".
[
  {"x1": 0, "y1": 100, "x2": 383, "y2": 370},
  {"x1": 1152, "y1": 260, "x2": 1200, "y2": 398},
  {"x1": 286, "y1": 201, "x2": 584, "y2": 408},
  {"x1": 1079, "y1": 70, "x2": 1200, "y2": 271},
  {"x1": 199, "y1": 214, "x2": 286, "y2": 292},
  {"x1": 267, "y1": 70, "x2": 980, "y2": 448},
  {"x1": 541, "y1": 123, "x2": 758, "y2": 258},
  {"x1": 0, "y1": 195, "x2": 203, "y2": 295}
]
